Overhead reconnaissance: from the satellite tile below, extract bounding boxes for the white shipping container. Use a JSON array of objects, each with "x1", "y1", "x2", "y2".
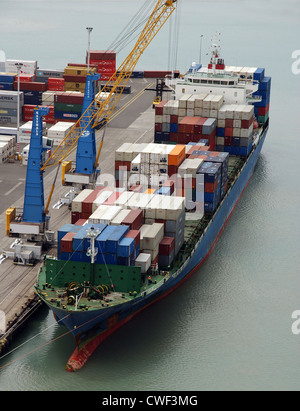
[
  {"x1": 194, "y1": 93, "x2": 208, "y2": 108},
  {"x1": 99, "y1": 205, "x2": 123, "y2": 225},
  {"x1": 187, "y1": 108, "x2": 194, "y2": 117},
  {"x1": 88, "y1": 205, "x2": 112, "y2": 224},
  {"x1": 178, "y1": 94, "x2": 192, "y2": 108},
  {"x1": 142, "y1": 223, "x2": 164, "y2": 250},
  {"x1": 155, "y1": 115, "x2": 163, "y2": 124},
  {"x1": 178, "y1": 108, "x2": 186, "y2": 117},
  {"x1": 115, "y1": 142, "x2": 133, "y2": 162},
  {"x1": 143, "y1": 244, "x2": 159, "y2": 261},
  {"x1": 140, "y1": 224, "x2": 152, "y2": 249},
  {"x1": 0, "y1": 135, "x2": 15, "y2": 148},
  {"x1": 187, "y1": 95, "x2": 196, "y2": 109},
  {"x1": 71, "y1": 189, "x2": 94, "y2": 213},
  {"x1": 111, "y1": 209, "x2": 131, "y2": 226},
  {"x1": 194, "y1": 107, "x2": 202, "y2": 117},
  {"x1": 241, "y1": 105, "x2": 254, "y2": 120},
  {"x1": 134, "y1": 253, "x2": 151, "y2": 273},
  {"x1": 210, "y1": 95, "x2": 224, "y2": 110},
  {"x1": 233, "y1": 105, "x2": 244, "y2": 120},
  {"x1": 233, "y1": 128, "x2": 241, "y2": 137},
  {"x1": 92, "y1": 190, "x2": 115, "y2": 212}
]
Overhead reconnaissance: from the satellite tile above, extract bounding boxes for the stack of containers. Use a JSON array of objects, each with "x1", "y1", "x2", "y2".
[
  {"x1": 36, "y1": 69, "x2": 64, "y2": 84},
  {"x1": 63, "y1": 65, "x2": 97, "y2": 93},
  {"x1": 0, "y1": 136, "x2": 15, "y2": 163},
  {"x1": 47, "y1": 77, "x2": 65, "y2": 91},
  {"x1": 216, "y1": 104, "x2": 254, "y2": 156},
  {"x1": 5, "y1": 60, "x2": 37, "y2": 76},
  {"x1": 53, "y1": 90, "x2": 84, "y2": 122},
  {"x1": 22, "y1": 103, "x2": 55, "y2": 124},
  {"x1": 0, "y1": 90, "x2": 23, "y2": 124},
  {"x1": 140, "y1": 222, "x2": 164, "y2": 266},
  {"x1": 253, "y1": 73, "x2": 271, "y2": 125},
  {"x1": 0, "y1": 73, "x2": 16, "y2": 91},
  {"x1": 47, "y1": 121, "x2": 74, "y2": 146},
  {"x1": 177, "y1": 157, "x2": 204, "y2": 210},
  {"x1": 197, "y1": 161, "x2": 222, "y2": 213},
  {"x1": 18, "y1": 120, "x2": 46, "y2": 143},
  {"x1": 158, "y1": 236, "x2": 175, "y2": 268},
  {"x1": 154, "y1": 100, "x2": 218, "y2": 148},
  {"x1": 87, "y1": 50, "x2": 116, "y2": 82},
  {"x1": 71, "y1": 189, "x2": 94, "y2": 224}
]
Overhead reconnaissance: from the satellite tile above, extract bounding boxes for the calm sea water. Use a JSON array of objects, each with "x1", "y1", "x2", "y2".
[{"x1": 0, "y1": 0, "x2": 300, "y2": 391}]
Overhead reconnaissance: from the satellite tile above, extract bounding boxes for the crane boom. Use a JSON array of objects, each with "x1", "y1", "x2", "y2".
[{"x1": 41, "y1": 0, "x2": 177, "y2": 171}]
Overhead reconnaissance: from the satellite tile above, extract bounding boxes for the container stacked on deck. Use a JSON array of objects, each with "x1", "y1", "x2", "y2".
[
  {"x1": 216, "y1": 104, "x2": 254, "y2": 156},
  {"x1": 0, "y1": 90, "x2": 23, "y2": 124},
  {"x1": 154, "y1": 94, "x2": 221, "y2": 149},
  {"x1": 64, "y1": 184, "x2": 186, "y2": 270},
  {"x1": 252, "y1": 69, "x2": 271, "y2": 125},
  {"x1": 86, "y1": 50, "x2": 116, "y2": 82}
]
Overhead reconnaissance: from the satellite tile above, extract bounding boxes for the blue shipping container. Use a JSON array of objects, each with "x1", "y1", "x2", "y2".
[
  {"x1": 107, "y1": 225, "x2": 130, "y2": 254},
  {"x1": 118, "y1": 237, "x2": 135, "y2": 258}
]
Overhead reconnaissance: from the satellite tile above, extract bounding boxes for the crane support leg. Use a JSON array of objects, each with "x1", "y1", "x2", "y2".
[
  {"x1": 22, "y1": 106, "x2": 49, "y2": 224},
  {"x1": 75, "y1": 73, "x2": 100, "y2": 175}
]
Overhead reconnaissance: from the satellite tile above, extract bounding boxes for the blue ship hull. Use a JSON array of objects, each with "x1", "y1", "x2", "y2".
[{"x1": 45, "y1": 125, "x2": 268, "y2": 370}]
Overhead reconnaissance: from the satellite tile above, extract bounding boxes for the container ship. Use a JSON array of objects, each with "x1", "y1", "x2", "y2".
[{"x1": 30, "y1": 38, "x2": 271, "y2": 371}]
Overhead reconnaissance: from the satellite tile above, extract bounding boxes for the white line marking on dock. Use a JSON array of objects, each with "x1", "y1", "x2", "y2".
[{"x1": 4, "y1": 182, "x2": 23, "y2": 196}]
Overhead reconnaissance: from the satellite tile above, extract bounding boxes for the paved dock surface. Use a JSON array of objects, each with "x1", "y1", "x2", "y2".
[{"x1": 0, "y1": 78, "x2": 161, "y2": 345}]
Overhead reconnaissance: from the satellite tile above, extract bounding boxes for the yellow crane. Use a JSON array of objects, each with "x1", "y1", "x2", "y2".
[{"x1": 41, "y1": 0, "x2": 177, "y2": 214}]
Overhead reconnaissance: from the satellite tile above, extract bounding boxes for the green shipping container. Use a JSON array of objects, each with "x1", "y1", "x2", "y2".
[{"x1": 54, "y1": 102, "x2": 83, "y2": 113}]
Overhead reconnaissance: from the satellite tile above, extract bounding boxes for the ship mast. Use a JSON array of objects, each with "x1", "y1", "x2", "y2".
[
  {"x1": 86, "y1": 227, "x2": 100, "y2": 264},
  {"x1": 208, "y1": 32, "x2": 225, "y2": 75}
]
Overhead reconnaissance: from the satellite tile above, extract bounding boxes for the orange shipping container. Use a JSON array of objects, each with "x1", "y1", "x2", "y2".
[{"x1": 168, "y1": 145, "x2": 186, "y2": 167}]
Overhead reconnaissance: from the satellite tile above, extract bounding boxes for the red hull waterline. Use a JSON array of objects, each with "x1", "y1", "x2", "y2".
[{"x1": 65, "y1": 169, "x2": 254, "y2": 372}]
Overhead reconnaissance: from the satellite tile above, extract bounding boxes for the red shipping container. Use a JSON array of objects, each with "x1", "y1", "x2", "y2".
[
  {"x1": 99, "y1": 73, "x2": 116, "y2": 81},
  {"x1": 170, "y1": 115, "x2": 178, "y2": 123},
  {"x1": 71, "y1": 212, "x2": 81, "y2": 224},
  {"x1": 81, "y1": 212, "x2": 91, "y2": 220},
  {"x1": 155, "y1": 100, "x2": 168, "y2": 116},
  {"x1": 89, "y1": 50, "x2": 116, "y2": 60},
  {"x1": 144, "y1": 70, "x2": 172, "y2": 78},
  {"x1": 125, "y1": 230, "x2": 140, "y2": 247},
  {"x1": 225, "y1": 127, "x2": 233, "y2": 137},
  {"x1": 169, "y1": 132, "x2": 178, "y2": 143},
  {"x1": 194, "y1": 117, "x2": 208, "y2": 134},
  {"x1": 19, "y1": 74, "x2": 35, "y2": 82},
  {"x1": 225, "y1": 119, "x2": 234, "y2": 128},
  {"x1": 121, "y1": 209, "x2": 143, "y2": 230},
  {"x1": 258, "y1": 104, "x2": 269, "y2": 116},
  {"x1": 205, "y1": 181, "x2": 218, "y2": 193},
  {"x1": 94, "y1": 60, "x2": 116, "y2": 68},
  {"x1": 159, "y1": 237, "x2": 175, "y2": 256},
  {"x1": 97, "y1": 65, "x2": 116, "y2": 74},
  {"x1": 103, "y1": 192, "x2": 121, "y2": 205},
  {"x1": 178, "y1": 117, "x2": 199, "y2": 134},
  {"x1": 168, "y1": 164, "x2": 178, "y2": 177},
  {"x1": 208, "y1": 129, "x2": 216, "y2": 150},
  {"x1": 54, "y1": 92, "x2": 84, "y2": 105},
  {"x1": 48, "y1": 78, "x2": 65, "y2": 85},
  {"x1": 81, "y1": 187, "x2": 105, "y2": 214},
  {"x1": 241, "y1": 117, "x2": 254, "y2": 129},
  {"x1": 60, "y1": 232, "x2": 76, "y2": 253},
  {"x1": 224, "y1": 136, "x2": 232, "y2": 146},
  {"x1": 75, "y1": 219, "x2": 88, "y2": 226},
  {"x1": 63, "y1": 75, "x2": 86, "y2": 83},
  {"x1": 115, "y1": 161, "x2": 124, "y2": 170},
  {"x1": 13, "y1": 81, "x2": 47, "y2": 92},
  {"x1": 155, "y1": 123, "x2": 162, "y2": 132}
]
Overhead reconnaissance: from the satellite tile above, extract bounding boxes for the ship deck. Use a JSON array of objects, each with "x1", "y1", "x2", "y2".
[{"x1": 0, "y1": 77, "x2": 160, "y2": 342}]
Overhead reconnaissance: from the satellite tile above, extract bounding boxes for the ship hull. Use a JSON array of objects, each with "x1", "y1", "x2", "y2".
[{"x1": 44, "y1": 125, "x2": 268, "y2": 371}]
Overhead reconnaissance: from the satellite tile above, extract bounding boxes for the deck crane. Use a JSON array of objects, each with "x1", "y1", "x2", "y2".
[{"x1": 5, "y1": 0, "x2": 178, "y2": 247}]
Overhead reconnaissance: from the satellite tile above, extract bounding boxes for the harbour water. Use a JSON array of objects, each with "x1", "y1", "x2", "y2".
[{"x1": 0, "y1": 0, "x2": 300, "y2": 391}]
